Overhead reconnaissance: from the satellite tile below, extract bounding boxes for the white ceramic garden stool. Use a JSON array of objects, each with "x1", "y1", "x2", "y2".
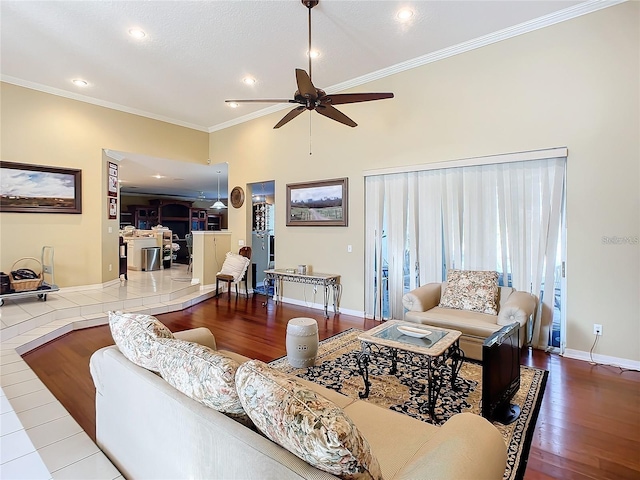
[{"x1": 286, "y1": 317, "x2": 319, "y2": 368}]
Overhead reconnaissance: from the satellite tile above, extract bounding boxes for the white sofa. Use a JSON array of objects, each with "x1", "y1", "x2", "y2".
[
  {"x1": 90, "y1": 327, "x2": 508, "y2": 480},
  {"x1": 403, "y1": 282, "x2": 537, "y2": 361}
]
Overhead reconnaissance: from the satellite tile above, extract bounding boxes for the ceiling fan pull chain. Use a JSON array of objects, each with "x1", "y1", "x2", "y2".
[{"x1": 309, "y1": 113, "x2": 313, "y2": 155}]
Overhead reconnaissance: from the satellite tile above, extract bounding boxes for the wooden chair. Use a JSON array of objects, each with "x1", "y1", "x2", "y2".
[{"x1": 216, "y1": 246, "x2": 252, "y2": 299}]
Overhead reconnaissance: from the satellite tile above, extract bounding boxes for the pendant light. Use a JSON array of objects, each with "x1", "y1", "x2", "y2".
[{"x1": 211, "y1": 170, "x2": 227, "y2": 209}]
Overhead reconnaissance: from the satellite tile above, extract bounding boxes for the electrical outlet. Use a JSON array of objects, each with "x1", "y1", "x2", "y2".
[
  {"x1": 593, "y1": 324, "x2": 602, "y2": 336},
  {"x1": 108, "y1": 264, "x2": 112, "y2": 272},
  {"x1": 347, "y1": 245, "x2": 352, "y2": 253}
]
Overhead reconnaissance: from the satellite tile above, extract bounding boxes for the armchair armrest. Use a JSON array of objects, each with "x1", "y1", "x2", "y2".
[
  {"x1": 402, "y1": 283, "x2": 442, "y2": 312},
  {"x1": 395, "y1": 413, "x2": 507, "y2": 480},
  {"x1": 173, "y1": 327, "x2": 217, "y2": 350},
  {"x1": 498, "y1": 291, "x2": 537, "y2": 328}
]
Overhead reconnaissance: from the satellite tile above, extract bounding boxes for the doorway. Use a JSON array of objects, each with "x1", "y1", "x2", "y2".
[{"x1": 248, "y1": 181, "x2": 275, "y2": 295}]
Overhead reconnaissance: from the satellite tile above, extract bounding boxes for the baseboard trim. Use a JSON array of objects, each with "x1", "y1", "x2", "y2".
[
  {"x1": 276, "y1": 296, "x2": 363, "y2": 318},
  {"x1": 562, "y1": 348, "x2": 640, "y2": 371}
]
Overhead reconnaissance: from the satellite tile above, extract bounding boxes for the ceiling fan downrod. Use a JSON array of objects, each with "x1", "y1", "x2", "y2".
[{"x1": 303, "y1": 0, "x2": 319, "y2": 81}]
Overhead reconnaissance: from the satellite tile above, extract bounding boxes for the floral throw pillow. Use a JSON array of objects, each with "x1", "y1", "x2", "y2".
[
  {"x1": 235, "y1": 360, "x2": 383, "y2": 480},
  {"x1": 439, "y1": 269, "x2": 500, "y2": 315},
  {"x1": 108, "y1": 311, "x2": 174, "y2": 372},
  {"x1": 156, "y1": 338, "x2": 248, "y2": 422}
]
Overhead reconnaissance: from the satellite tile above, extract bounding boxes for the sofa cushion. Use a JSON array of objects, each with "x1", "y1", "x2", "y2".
[
  {"x1": 156, "y1": 338, "x2": 247, "y2": 419},
  {"x1": 218, "y1": 252, "x2": 250, "y2": 282},
  {"x1": 235, "y1": 359, "x2": 383, "y2": 480},
  {"x1": 108, "y1": 311, "x2": 173, "y2": 372},
  {"x1": 439, "y1": 270, "x2": 499, "y2": 315},
  {"x1": 405, "y1": 307, "x2": 502, "y2": 339}
]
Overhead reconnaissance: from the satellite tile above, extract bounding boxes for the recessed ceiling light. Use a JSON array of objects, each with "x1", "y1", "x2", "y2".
[
  {"x1": 72, "y1": 79, "x2": 88, "y2": 87},
  {"x1": 228, "y1": 102, "x2": 239, "y2": 109},
  {"x1": 396, "y1": 8, "x2": 414, "y2": 21},
  {"x1": 307, "y1": 50, "x2": 321, "y2": 59},
  {"x1": 242, "y1": 76, "x2": 256, "y2": 85},
  {"x1": 128, "y1": 28, "x2": 146, "y2": 39},
  {"x1": 152, "y1": 174, "x2": 165, "y2": 179}
]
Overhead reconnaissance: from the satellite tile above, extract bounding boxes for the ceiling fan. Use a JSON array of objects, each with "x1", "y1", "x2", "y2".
[{"x1": 225, "y1": 0, "x2": 394, "y2": 129}]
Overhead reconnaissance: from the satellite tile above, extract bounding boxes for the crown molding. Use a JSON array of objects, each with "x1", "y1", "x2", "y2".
[
  {"x1": 209, "y1": 0, "x2": 625, "y2": 133},
  {"x1": 1, "y1": 75, "x2": 209, "y2": 133},
  {"x1": 323, "y1": 0, "x2": 626, "y2": 95}
]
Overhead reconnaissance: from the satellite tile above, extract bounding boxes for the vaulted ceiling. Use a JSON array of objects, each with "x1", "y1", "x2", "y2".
[{"x1": 2, "y1": 1, "x2": 594, "y2": 199}]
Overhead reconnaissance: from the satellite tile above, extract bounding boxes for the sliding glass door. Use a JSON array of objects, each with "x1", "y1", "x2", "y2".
[{"x1": 365, "y1": 151, "x2": 567, "y2": 352}]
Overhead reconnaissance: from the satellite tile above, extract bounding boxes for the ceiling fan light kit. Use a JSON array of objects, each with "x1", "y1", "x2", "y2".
[{"x1": 225, "y1": 0, "x2": 394, "y2": 129}]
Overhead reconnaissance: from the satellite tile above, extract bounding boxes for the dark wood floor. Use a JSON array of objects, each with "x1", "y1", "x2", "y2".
[{"x1": 22, "y1": 294, "x2": 640, "y2": 479}]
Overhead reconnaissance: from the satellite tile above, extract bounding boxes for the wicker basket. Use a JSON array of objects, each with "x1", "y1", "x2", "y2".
[{"x1": 9, "y1": 257, "x2": 44, "y2": 292}]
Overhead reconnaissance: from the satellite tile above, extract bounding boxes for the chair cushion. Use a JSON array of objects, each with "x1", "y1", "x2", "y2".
[
  {"x1": 235, "y1": 360, "x2": 383, "y2": 480},
  {"x1": 439, "y1": 269, "x2": 499, "y2": 315},
  {"x1": 156, "y1": 338, "x2": 248, "y2": 421},
  {"x1": 108, "y1": 311, "x2": 173, "y2": 372},
  {"x1": 218, "y1": 252, "x2": 250, "y2": 282}
]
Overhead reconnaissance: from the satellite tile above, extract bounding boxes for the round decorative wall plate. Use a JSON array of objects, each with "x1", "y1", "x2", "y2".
[{"x1": 230, "y1": 186, "x2": 245, "y2": 208}]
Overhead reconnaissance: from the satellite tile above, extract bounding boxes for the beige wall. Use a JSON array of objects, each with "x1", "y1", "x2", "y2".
[
  {"x1": 210, "y1": 3, "x2": 639, "y2": 361},
  {"x1": 0, "y1": 83, "x2": 208, "y2": 286}
]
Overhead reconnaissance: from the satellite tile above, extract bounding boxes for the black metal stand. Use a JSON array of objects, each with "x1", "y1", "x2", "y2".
[{"x1": 356, "y1": 340, "x2": 465, "y2": 421}]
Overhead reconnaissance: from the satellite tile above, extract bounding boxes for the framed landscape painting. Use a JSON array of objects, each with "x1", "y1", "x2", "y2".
[
  {"x1": 0, "y1": 161, "x2": 82, "y2": 213},
  {"x1": 286, "y1": 177, "x2": 348, "y2": 227}
]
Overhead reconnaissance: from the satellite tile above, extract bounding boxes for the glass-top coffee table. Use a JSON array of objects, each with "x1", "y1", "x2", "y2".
[{"x1": 357, "y1": 320, "x2": 464, "y2": 420}]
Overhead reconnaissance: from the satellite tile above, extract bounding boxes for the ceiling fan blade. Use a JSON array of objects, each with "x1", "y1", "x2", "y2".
[
  {"x1": 315, "y1": 104, "x2": 357, "y2": 128},
  {"x1": 274, "y1": 106, "x2": 306, "y2": 129},
  {"x1": 324, "y1": 92, "x2": 394, "y2": 106},
  {"x1": 295, "y1": 69, "x2": 317, "y2": 100},
  {"x1": 225, "y1": 99, "x2": 296, "y2": 104}
]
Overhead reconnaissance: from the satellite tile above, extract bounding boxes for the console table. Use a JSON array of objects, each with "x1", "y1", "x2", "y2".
[{"x1": 263, "y1": 269, "x2": 340, "y2": 318}]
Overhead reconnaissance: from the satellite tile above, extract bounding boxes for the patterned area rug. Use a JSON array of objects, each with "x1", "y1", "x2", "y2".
[{"x1": 269, "y1": 329, "x2": 547, "y2": 480}]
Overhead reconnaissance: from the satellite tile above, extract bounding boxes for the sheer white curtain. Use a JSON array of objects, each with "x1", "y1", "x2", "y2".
[
  {"x1": 442, "y1": 166, "x2": 500, "y2": 271},
  {"x1": 365, "y1": 171, "x2": 445, "y2": 319},
  {"x1": 384, "y1": 174, "x2": 409, "y2": 320},
  {"x1": 414, "y1": 170, "x2": 444, "y2": 286},
  {"x1": 496, "y1": 158, "x2": 565, "y2": 348},
  {"x1": 364, "y1": 176, "x2": 384, "y2": 319}
]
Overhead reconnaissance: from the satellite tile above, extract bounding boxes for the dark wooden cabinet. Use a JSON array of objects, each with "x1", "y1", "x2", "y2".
[
  {"x1": 207, "y1": 214, "x2": 221, "y2": 231},
  {"x1": 190, "y1": 209, "x2": 207, "y2": 231},
  {"x1": 123, "y1": 199, "x2": 223, "y2": 237},
  {"x1": 128, "y1": 206, "x2": 158, "y2": 230}
]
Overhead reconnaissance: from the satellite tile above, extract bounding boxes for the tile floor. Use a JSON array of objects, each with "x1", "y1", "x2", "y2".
[{"x1": 0, "y1": 265, "x2": 216, "y2": 479}]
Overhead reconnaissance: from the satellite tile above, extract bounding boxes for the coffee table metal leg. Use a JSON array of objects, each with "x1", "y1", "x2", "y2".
[
  {"x1": 449, "y1": 341, "x2": 464, "y2": 391},
  {"x1": 390, "y1": 348, "x2": 398, "y2": 375},
  {"x1": 425, "y1": 356, "x2": 441, "y2": 419},
  {"x1": 357, "y1": 343, "x2": 371, "y2": 399}
]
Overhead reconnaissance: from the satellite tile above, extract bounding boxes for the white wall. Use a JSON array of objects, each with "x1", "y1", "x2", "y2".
[{"x1": 211, "y1": 3, "x2": 639, "y2": 362}]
